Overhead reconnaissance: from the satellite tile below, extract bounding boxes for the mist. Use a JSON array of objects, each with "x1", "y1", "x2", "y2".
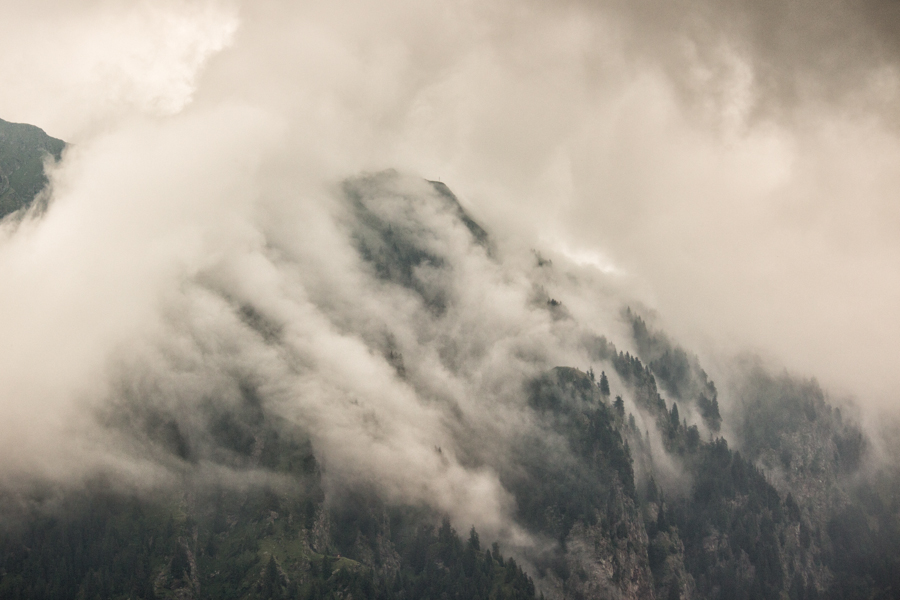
[{"x1": 0, "y1": 0, "x2": 898, "y2": 552}]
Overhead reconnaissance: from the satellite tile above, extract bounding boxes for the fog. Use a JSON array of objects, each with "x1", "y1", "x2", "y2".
[{"x1": 0, "y1": 0, "x2": 898, "y2": 540}]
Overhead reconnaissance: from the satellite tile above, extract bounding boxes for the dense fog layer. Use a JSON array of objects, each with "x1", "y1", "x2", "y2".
[{"x1": 0, "y1": 0, "x2": 898, "y2": 542}]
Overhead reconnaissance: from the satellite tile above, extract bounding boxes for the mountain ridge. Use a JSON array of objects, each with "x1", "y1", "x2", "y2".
[
  {"x1": 0, "y1": 122, "x2": 897, "y2": 600},
  {"x1": 0, "y1": 118, "x2": 65, "y2": 218}
]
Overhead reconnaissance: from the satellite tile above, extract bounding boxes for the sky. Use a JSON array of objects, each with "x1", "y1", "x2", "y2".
[{"x1": 0, "y1": 0, "x2": 899, "y2": 532}]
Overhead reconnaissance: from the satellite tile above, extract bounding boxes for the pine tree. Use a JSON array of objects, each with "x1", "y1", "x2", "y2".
[
  {"x1": 468, "y1": 526, "x2": 481, "y2": 551},
  {"x1": 599, "y1": 371, "x2": 610, "y2": 396},
  {"x1": 170, "y1": 543, "x2": 190, "y2": 581},
  {"x1": 261, "y1": 555, "x2": 283, "y2": 599}
]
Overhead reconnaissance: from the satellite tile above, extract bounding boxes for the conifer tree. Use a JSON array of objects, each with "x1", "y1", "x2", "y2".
[{"x1": 599, "y1": 371, "x2": 610, "y2": 396}]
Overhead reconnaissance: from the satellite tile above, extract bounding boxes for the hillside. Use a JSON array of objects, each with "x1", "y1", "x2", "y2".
[
  {"x1": 0, "y1": 127, "x2": 898, "y2": 600},
  {"x1": 0, "y1": 118, "x2": 65, "y2": 218}
]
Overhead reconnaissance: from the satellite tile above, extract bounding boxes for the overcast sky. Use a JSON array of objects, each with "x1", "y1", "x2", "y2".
[{"x1": 0, "y1": 0, "x2": 899, "y2": 439}]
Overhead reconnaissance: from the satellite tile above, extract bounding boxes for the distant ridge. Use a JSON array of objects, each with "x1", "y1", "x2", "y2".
[{"x1": 0, "y1": 118, "x2": 65, "y2": 218}]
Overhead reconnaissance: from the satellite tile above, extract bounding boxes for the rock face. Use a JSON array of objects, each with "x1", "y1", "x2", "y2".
[
  {"x1": 554, "y1": 489, "x2": 657, "y2": 600},
  {"x1": 0, "y1": 118, "x2": 64, "y2": 218}
]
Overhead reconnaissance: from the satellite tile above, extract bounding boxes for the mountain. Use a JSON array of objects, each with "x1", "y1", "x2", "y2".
[
  {"x1": 0, "y1": 124, "x2": 899, "y2": 600},
  {"x1": 0, "y1": 118, "x2": 65, "y2": 218}
]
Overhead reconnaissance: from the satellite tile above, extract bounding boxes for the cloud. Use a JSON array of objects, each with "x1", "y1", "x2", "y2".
[
  {"x1": 0, "y1": 0, "x2": 899, "y2": 546},
  {"x1": 0, "y1": 104, "x2": 276, "y2": 479},
  {"x1": 0, "y1": 0, "x2": 239, "y2": 139}
]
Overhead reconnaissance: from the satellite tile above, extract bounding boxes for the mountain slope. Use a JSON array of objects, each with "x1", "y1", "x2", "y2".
[
  {"x1": 0, "y1": 125, "x2": 899, "y2": 600},
  {"x1": 0, "y1": 118, "x2": 65, "y2": 218}
]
